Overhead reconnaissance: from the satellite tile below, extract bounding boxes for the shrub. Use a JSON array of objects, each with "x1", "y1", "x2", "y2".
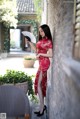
[{"x1": 0, "y1": 70, "x2": 35, "y2": 99}]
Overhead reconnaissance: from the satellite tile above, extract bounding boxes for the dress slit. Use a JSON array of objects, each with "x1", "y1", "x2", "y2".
[{"x1": 34, "y1": 68, "x2": 47, "y2": 97}]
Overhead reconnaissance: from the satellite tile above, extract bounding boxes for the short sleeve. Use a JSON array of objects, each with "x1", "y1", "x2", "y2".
[{"x1": 47, "y1": 40, "x2": 53, "y2": 49}]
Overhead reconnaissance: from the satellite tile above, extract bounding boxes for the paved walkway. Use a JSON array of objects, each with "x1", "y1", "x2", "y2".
[{"x1": 0, "y1": 57, "x2": 38, "y2": 76}]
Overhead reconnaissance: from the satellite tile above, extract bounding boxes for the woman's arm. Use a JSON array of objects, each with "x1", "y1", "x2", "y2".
[
  {"x1": 37, "y1": 48, "x2": 53, "y2": 58},
  {"x1": 28, "y1": 42, "x2": 36, "y2": 53}
]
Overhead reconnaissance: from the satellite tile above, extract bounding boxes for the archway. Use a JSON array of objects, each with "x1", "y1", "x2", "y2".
[{"x1": 4, "y1": 20, "x2": 38, "y2": 52}]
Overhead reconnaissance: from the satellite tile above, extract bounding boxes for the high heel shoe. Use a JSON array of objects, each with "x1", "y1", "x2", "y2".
[
  {"x1": 44, "y1": 105, "x2": 47, "y2": 111},
  {"x1": 37, "y1": 105, "x2": 47, "y2": 117},
  {"x1": 34, "y1": 105, "x2": 47, "y2": 115},
  {"x1": 34, "y1": 111, "x2": 40, "y2": 114}
]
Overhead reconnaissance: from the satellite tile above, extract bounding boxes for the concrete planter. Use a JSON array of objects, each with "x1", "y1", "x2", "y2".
[
  {"x1": 15, "y1": 81, "x2": 28, "y2": 94},
  {"x1": 1, "y1": 51, "x2": 7, "y2": 59},
  {"x1": 23, "y1": 55, "x2": 36, "y2": 68},
  {"x1": 3, "y1": 82, "x2": 28, "y2": 94}
]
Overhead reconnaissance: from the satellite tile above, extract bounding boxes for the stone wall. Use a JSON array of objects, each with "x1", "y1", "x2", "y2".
[{"x1": 46, "y1": 0, "x2": 80, "y2": 119}]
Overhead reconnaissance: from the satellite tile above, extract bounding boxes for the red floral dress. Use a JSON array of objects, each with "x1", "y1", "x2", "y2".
[{"x1": 34, "y1": 37, "x2": 53, "y2": 97}]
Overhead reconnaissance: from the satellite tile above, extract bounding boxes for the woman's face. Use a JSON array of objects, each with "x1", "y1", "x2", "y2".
[{"x1": 39, "y1": 27, "x2": 45, "y2": 38}]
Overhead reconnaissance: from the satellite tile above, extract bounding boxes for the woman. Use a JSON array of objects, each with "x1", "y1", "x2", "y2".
[{"x1": 27, "y1": 24, "x2": 53, "y2": 117}]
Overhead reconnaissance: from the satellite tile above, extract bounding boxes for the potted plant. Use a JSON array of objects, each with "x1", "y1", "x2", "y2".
[
  {"x1": 0, "y1": 70, "x2": 35, "y2": 100},
  {"x1": 23, "y1": 55, "x2": 36, "y2": 68}
]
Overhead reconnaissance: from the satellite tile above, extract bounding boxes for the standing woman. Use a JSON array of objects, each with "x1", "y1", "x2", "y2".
[{"x1": 27, "y1": 24, "x2": 53, "y2": 117}]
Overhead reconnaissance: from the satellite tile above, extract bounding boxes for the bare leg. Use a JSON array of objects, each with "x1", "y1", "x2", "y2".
[{"x1": 38, "y1": 71, "x2": 44, "y2": 113}]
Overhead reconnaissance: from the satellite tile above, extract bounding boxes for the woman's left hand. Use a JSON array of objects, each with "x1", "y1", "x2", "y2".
[{"x1": 36, "y1": 53, "x2": 41, "y2": 59}]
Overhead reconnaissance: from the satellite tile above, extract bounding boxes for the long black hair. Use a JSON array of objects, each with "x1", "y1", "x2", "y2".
[{"x1": 39, "y1": 24, "x2": 52, "y2": 41}]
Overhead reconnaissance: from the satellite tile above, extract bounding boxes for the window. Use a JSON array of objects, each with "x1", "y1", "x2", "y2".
[{"x1": 73, "y1": 0, "x2": 80, "y2": 60}]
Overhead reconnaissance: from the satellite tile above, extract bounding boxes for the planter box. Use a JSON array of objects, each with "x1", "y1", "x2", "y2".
[
  {"x1": 3, "y1": 82, "x2": 28, "y2": 94},
  {"x1": 23, "y1": 59, "x2": 35, "y2": 68},
  {"x1": 15, "y1": 81, "x2": 28, "y2": 94},
  {"x1": 23, "y1": 55, "x2": 36, "y2": 68}
]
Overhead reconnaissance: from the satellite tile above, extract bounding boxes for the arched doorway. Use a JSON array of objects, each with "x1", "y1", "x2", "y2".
[
  {"x1": 9, "y1": 20, "x2": 38, "y2": 52},
  {"x1": 10, "y1": 25, "x2": 31, "y2": 52},
  {"x1": 3, "y1": 20, "x2": 38, "y2": 52}
]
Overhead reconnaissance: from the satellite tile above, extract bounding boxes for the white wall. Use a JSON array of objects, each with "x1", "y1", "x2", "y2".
[
  {"x1": 0, "y1": 24, "x2": 1, "y2": 50},
  {"x1": 10, "y1": 29, "x2": 21, "y2": 49},
  {"x1": 41, "y1": 0, "x2": 48, "y2": 24}
]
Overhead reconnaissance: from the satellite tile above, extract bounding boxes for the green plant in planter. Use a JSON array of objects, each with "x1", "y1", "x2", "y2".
[
  {"x1": 0, "y1": 70, "x2": 35, "y2": 100},
  {"x1": 24, "y1": 58, "x2": 36, "y2": 60}
]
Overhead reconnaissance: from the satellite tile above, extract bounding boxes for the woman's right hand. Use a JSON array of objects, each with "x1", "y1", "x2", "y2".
[{"x1": 36, "y1": 53, "x2": 41, "y2": 60}]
